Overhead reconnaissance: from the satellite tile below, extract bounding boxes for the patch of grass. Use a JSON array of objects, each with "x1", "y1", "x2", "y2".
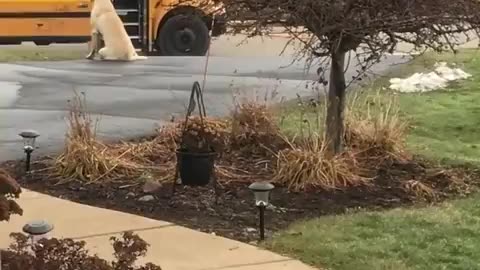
[
  {"x1": 0, "y1": 45, "x2": 86, "y2": 62},
  {"x1": 400, "y1": 90, "x2": 480, "y2": 166},
  {"x1": 266, "y1": 193, "x2": 480, "y2": 270},
  {"x1": 395, "y1": 54, "x2": 480, "y2": 166}
]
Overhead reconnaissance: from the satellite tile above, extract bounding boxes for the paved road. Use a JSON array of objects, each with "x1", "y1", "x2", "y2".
[{"x1": 0, "y1": 38, "x2": 411, "y2": 161}]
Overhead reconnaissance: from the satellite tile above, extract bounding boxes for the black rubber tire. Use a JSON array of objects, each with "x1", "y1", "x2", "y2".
[
  {"x1": 156, "y1": 14, "x2": 210, "y2": 56},
  {"x1": 34, "y1": 41, "x2": 51, "y2": 46}
]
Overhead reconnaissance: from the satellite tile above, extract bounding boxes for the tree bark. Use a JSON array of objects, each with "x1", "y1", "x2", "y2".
[{"x1": 325, "y1": 51, "x2": 347, "y2": 155}]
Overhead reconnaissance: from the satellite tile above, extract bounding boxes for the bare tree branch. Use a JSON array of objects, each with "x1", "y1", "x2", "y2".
[{"x1": 181, "y1": 0, "x2": 480, "y2": 154}]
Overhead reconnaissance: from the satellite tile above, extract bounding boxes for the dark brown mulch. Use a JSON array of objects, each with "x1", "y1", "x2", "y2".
[{"x1": 1, "y1": 157, "x2": 477, "y2": 244}]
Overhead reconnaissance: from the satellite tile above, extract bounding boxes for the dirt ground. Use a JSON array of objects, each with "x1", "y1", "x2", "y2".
[{"x1": 2, "y1": 154, "x2": 477, "y2": 244}]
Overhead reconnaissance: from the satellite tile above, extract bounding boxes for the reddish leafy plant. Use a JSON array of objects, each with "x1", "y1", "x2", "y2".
[
  {"x1": 0, "y1": 168, "x2": 23, "y2": 222},
  {"x1": 1, "y1": 231, "x2": 162, "y2": 270}
]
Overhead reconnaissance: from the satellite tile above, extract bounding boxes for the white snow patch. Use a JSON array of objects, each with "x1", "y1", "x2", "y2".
[
  {"x1": 389, "y1": 62, "x2": 472, "y2": 93},
  {"x1": 0, "y1": 81, "x2": 21, "y2": 107}
]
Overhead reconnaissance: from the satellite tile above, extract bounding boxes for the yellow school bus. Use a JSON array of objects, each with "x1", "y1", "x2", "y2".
[{"x1": 0, "y1": 0, "x2": 226, "y2": 56}]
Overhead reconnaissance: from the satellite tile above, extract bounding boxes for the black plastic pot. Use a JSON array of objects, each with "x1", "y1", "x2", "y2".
[{"x1": 176, "y1": 149, "x2": 216, "y2": 186}]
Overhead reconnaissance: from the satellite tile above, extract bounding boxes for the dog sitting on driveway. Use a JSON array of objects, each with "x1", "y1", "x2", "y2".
[{"x1": 86, "y1": 0, "x2": 147, "y2": 61}]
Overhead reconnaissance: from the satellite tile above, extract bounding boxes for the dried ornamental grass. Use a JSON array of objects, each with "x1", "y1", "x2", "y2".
[
  {"x1": 156, "y1": 123, "x2": 179, "y2": 153},
  {"x1": 345, "y1": 91, "x2": 409, "y2": 162},
  {"x1": 111, "y1": 137, "x2": 172, "y2": 165},
  {"x1": 272, "y1": 134, "x2": 371, "y2": 192},
  {"x1": 230, "y1": 101, "x2": 284, "y2": 153},
  {"x1": 53, "y1": 93, "x2": 153, "y2": 183}
]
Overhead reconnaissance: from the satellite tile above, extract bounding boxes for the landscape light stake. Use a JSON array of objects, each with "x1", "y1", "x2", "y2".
[
  {"x1": 248, "y1": 182, "x2": 275, "y2": 241},
  {"x1": 25, "y1": 147, "x2": 32, "y2": 172},
  {"x1": 19, "y1": 130, "x2": 40, "y2": 173},
  {"x1": 258, "y1": 202, "x2": 266, "y2": 240}
]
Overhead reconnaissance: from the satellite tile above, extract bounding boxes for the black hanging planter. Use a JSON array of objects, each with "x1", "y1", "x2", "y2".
[
  {"x1": 176, "y1": 149, "x2": 216, "y2": 186},
  {"x1": 172, "y1": 81, "x2": 219, "y2": 190}
]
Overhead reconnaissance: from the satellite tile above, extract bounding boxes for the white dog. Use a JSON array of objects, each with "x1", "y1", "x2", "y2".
[{"x1": 86, "y1": 0, "x2": 147, "y2": 61}]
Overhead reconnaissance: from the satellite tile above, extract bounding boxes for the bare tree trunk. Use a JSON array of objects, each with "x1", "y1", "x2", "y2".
[{"x1": 325, "y1": 51, "x2": 347, "y2": 155}]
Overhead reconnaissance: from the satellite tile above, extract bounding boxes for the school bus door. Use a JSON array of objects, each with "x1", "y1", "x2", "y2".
[{"x1": 0, "y1": 0, "x2": 91, "y2": 45}]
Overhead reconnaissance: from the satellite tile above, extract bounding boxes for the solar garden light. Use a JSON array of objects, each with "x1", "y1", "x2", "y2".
[
  {"x1": 19, "y1": 130, "x2": 40, "y2": 172},
  {"x1": 22, "y1": 220, "x2": 54, "y2": 246},
  {"x1": 248, "y1": 181, "x2": 275, "y2": 241}
]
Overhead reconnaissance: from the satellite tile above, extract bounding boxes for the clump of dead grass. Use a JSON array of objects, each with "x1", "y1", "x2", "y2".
[
  {"x1": 230, "y1": 99, "x2": 285, "y2": 155},
  {"x1": 344, "y1": 90, "x2": 409, "y2": 162},
  {"x1": 155, "y1": 123, "x2": 179, "y2": 151},
  {"x1": 271, "y1": 87, "x2": 410, "y2": 192},
  {"x1": 272, "y1": 133, "x2": 372, "y2": 192},
  {"x1": 53, "y1": 92, "x2": 155, "y2": 183},
  {"x1": 401, "y1": 180, "x2": 437, "y2": 200}
]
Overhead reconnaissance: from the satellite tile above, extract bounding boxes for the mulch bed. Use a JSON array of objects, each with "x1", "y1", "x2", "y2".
[{"x1": 2, "y1": 155, "x2": 477, "y2": 244}]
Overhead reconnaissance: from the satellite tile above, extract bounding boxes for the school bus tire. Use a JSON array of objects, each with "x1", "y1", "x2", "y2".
[
  {"x1": 156, "y1": 13, "x2": 210, "y2": 56},
  {"x1": 34, "y1": 41, "x2": 51, "y2": 46}
]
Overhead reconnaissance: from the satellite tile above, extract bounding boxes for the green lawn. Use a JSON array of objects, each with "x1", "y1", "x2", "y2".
[
  {"x1": 270, "y1": 50, "x2": 480, "y2": 270},
  {"x1": 397, "y1": 52, "x2": 480, "y2": 166},
  {"x1": 0, "y1": 45, "x2": 87, "y2": 62},
  {"x1": 267, "y1": 194, "x2": 480, "y2": 270}
]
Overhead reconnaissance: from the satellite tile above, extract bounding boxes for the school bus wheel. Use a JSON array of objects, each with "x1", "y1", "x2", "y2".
[
  {"x1": 155, "y1": 13, "x2": 210, "y2": 56},
  {"x1": 34, "y1": 41, "x2": 51, "y2": 46}
]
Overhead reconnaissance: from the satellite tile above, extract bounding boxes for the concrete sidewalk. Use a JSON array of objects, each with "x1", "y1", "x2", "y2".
[{"x1": 1, "y1": 189, "x2": 317, "y2": 270}]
